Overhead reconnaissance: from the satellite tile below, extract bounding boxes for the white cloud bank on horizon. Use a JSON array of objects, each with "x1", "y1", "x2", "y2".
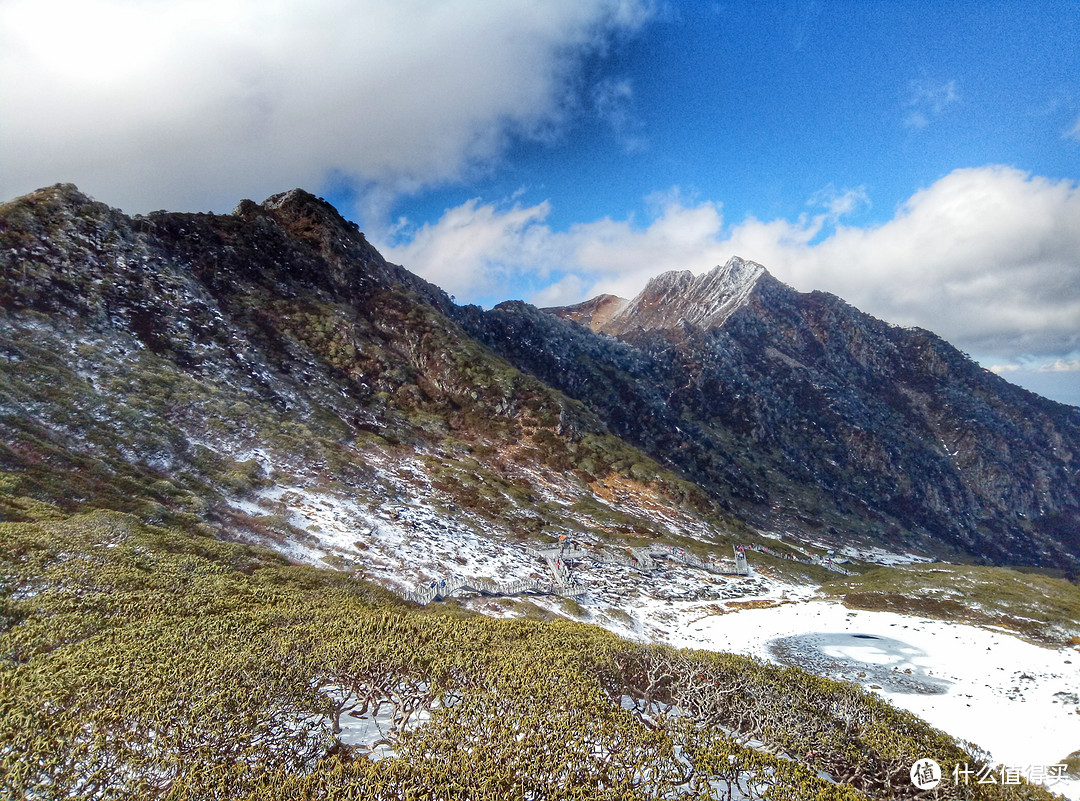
[
  {"x1": 0, "y1": 0, "x2": 649, "y2": 214},
  {"x1": 990, "y1": 359, "x2": 1080, "y2": 374},
  {"x1": 381, "y1": 166, "x2": 1080, "y2": 363}
]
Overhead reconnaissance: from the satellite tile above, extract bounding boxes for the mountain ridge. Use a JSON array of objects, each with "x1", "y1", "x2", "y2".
[
  {"x1": 3, "y1": 183, "x2": 1078, "y2": 573},
  {"x1": 463, "y1": 255, "x2": 1080, "y2": 570},
  {"x1": 0, "y1": 183, "x2": 748, "y2": 576}
]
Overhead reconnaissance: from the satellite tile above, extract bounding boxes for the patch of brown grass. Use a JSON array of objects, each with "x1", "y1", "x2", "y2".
[
  {"x1": 840, "y1": 591, "x2": 1050, "y2": 643},
  {"x1": 725, "y1": 598, "x2": 784, "y2": 611}
]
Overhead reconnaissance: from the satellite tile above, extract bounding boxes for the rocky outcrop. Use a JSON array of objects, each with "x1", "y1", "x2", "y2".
[{"x1": 588, "y1": 256, "x2": 769, "y2": 335}]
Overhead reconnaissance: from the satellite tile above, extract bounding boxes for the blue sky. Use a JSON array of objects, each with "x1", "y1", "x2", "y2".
[
  {"x1": 2, "y1": 0, "x2": 1078, "y2": 403},
  {"x1": 386, "y1": 2, "x2": 1080, "y2": 237}
]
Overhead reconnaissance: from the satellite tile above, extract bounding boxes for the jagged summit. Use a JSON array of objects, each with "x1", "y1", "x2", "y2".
[
  {"x1": 261, "y1": 187, "x2": 324, "y2": 209},
  {"x1": 233, "y1": 187, "x2": 451, "y2": 310},
  {"x1": 256, "y1": 188, "x2": 359, "y2": 241},
  {"x1": 232, "y1": 187, "x2": 368, "y2": 252},
  {"x1": 6, "y1": 182, "x2": 88, "y2": 206},
  {"x1": 558, "y1": 256, "x2": 775, "y2": 336}
]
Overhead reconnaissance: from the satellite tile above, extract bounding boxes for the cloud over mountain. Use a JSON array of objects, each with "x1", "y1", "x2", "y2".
[
  {"x1": 0, "y1": 0, "x2": 650, "y2": 213},
  {"x1": 384, "y1": 166, "x2": 1080, "y2": 367}
]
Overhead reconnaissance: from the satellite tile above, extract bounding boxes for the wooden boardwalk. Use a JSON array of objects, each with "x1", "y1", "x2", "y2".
[
  {"x1": 745, "y1": 543, "x2": 852, "y2": 575},
  {"x1": 397, "y1": 540, "x2": 760, "y2": 606},
  {"x1": 399, "y1": 573, "x2": 582, "y2": 606}
]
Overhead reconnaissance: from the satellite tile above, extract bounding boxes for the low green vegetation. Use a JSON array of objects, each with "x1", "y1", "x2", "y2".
[
  {"x1": 822, "y1": 564, "x2": 1080, "y2": 646},
  {"x1": 558, "y1": 595, "x2": 587, "y2": 619},
  {"x1": 0, "y1": 501, "x2": 1054, "y2": 800},
  {"x1": 1062, "y1": 751, "x2": 1080, "y2": 779}
]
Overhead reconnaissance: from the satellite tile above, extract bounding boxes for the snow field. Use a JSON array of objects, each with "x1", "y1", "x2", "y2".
[
  {"x1": 650, "y1": 598, "x2": 1080, "y2": 801},
  {"x1": 224, "y1": 465, "x2": 1078, "y2": 800}
]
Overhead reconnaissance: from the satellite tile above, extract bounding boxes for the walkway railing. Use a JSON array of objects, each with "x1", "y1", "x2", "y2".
[
  {"x1": 646, "y1": 544, "x2": 751, "y2": 576},
  {"x1": 745, "y1": 543, "x2": 851, "y2": 574},
  {"x1": 396, "y1": 538, "x2": 781, "y2": 606},
  {"x1": 399, "y1": 573, "x2": 583, "y2": 606}
]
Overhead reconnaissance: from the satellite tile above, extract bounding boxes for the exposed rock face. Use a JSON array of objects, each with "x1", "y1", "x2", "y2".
[
  {"x1": 597, "y1": 257, "x2": 768, "y2": 335},
  {"x1": 542, "y1": 293, "x2": 628, "y2": 332},
  {"x1": 464, "y1": 261, "x2": 1080, "y2": 569}
]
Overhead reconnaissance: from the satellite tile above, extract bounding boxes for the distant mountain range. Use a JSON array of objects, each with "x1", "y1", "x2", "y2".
[{"x1": 2, "y1": 184, "x2": 1078, "y2": 572}]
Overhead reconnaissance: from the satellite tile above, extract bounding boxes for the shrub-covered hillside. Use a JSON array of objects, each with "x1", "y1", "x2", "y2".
[
  {"x1": 0, "y1": 183, "x2": 750, "y2": 578},
  {"x1": 0, "y1": 498, "x2": 1058, "y2": 800}
]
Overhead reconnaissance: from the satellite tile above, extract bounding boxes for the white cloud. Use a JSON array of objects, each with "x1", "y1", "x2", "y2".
[
  {"x1": 763, "y1": 166, "x2": 1080, "y2": 359},
  {"x1": 904, "y1": 78, "x2": 959, "y2": 129},
  {"x1": 379, "y1": 188, "x2": 733, "y2": 303},
  {"x1": 531, "y1": 274, "x2": 590, "y2": 308},
  {"x1": 1067, "y1": 114, "x2": 1080, "y2": 141},
  {"x1": 1038, "y1": 358, "x2": 1080, "y2": 373},
  {"x1": 808, "y1": 184, "x2": 870, "y2": 220},
  {"x1": 904, "y1": 111, "x2": 930, "y2": 130},
  {"x1": 989, "y1": 358, "x2": 1080, "y2": 375},
  {"x1": 0, "y1": 0, "x2": 650, "y2": 212},
  {"x1": 986, "y1": 356, "x2": 1080, "y2": 406},
  {"x1": 382, "y1": 167, "x2": 1080, "y2": 363},
  {"x1": 570, "y1": 195, "x2": 729, "y2": 280},
  {"x1": 591, "y1": 77, "x2": 646, "y2": 151},
  {"x1": 383, "y1": 198, "x2": 557, "y2": 300}
]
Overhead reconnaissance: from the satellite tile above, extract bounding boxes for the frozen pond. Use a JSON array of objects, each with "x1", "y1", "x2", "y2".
[
  {"x1": 769, "y1": 631, "x2": 952, "y2": 694},
  {"x1": 641, "y1": 598, "x2": 1080, "y2": 801}
]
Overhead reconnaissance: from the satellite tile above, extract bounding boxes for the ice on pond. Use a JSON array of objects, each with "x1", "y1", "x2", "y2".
[{"x1": 768, "y1": 632, "x2": 951, "y2": 695}]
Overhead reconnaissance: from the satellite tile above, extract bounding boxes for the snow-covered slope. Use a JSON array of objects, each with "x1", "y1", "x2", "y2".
[
  {"x1": 599, "y1": 256, "x2": 768, "y2": 334},
  {"x1": 222, "y1": 452, "x2": 1080, "y2": 801}
]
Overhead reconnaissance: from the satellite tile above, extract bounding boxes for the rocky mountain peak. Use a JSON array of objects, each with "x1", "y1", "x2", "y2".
[
  {"x1": 237, "y1": 187, "x2": 367, "y2": 254},
  {"x1": 0, "y1": 183, "x2": 117, "y2": 230},
  {"x1": 18, "y1": 182, "x2": 91, "y2": 207},
  {"x1": 599, "y1": 256, "x2": 770, "y2": 335},
  {"x1": 259, "y1": 188, "x2": 347, "y2": 231},
  {"x1": 231, "y1": 188, "x2": 449, "y2": 309}
]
